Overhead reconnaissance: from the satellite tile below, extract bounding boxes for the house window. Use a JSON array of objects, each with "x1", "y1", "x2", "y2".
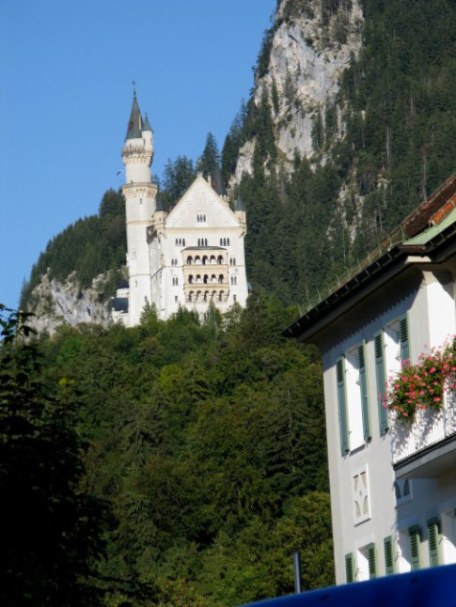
[
  {"x1": 409, "y1": 526, "x2": 422, "y2": 571},
  {"x1": 336, "y1": 358, "x2": 349, "y2": 454},
  {"x1": 384, "y1": 316, "x2": 410, "y2": 374},
  {"x1": 441, "y1": 509, "x2": 456, "y2": 564},
  {"x1": 336, "y1": 343, "x2": 370, "y2": 454},
  {"x1": 428, "y1": 519, "x2": 441, "y2": 566},
  {"x1": 345, "y1": 553, "x2": 355, "y2": 583},
  {"x1": 357, "y1": 543, "x2": 377, "y2": 581},
  {"x1": 374, "y1": 332, "x2": 388, "y2": 435},
  {"x1": 376, "y1": 316, "x2": 410, "y2": 436},
  {"x1": 394, "y1": 478, "x2": 412, "y2": 505},
  {"x1": 384, "y1": 536, "x2": 395, "y2": 575}
]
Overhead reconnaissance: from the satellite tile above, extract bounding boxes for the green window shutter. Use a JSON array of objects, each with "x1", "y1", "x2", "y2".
[
  {"x1": 368, "y1": 543, "x2": 377, "y2": 578},
  {"x1": 345, "y1": 553, "x2": 355, "y2": 583},
  {"x1": 359, "y1": 343, "x2": 371, "y2": 441},
  {"x1": 428, "y1": 519, "x2": 441, "y2": 567},
  {"x1": 375, "y1": 333, "x2": 389, "y2": 435},
  {"x1": 400, "y1": 316, "x2": 410, "y2": 363},
  {"x1": 337, "y1": 358, "x2": 350, "y2": 455},
  {"x1": 384, "y1": 536, "x2": 394, "y2": 575},
  {"x1": 409, "y1": 526, "x2": 421, "y2": 571}
]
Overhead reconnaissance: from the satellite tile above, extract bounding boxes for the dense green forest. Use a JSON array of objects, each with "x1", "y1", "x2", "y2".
[{"x1": 1, "y1": 298, "x2": 331, "y2": 606}]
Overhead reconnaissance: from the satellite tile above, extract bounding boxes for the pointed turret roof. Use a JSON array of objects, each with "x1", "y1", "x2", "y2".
[
  {"x1": 125, "y1": 92, "x2": 143, "y2": 140},
  {"x1": 143, "y1": 113, "x2": 153, "y2": 132}
]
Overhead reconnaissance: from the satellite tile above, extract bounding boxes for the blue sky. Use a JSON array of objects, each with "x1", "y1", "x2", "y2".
[{"x1": 0, "y1": 0, "x2": 276, "y2": 308}]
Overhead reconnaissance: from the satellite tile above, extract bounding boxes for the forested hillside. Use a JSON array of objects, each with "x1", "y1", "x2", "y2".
[
  {"x1": 2, "y1": 297, "x2": 332, "y2": 606},
  {"x1": 224, "y1": 0, "x2": 456, "y2": 304}
]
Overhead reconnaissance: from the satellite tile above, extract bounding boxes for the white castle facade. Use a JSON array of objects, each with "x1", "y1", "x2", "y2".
[{"x1": 113, "y1": 93, "x2": 248, "y2": 326}]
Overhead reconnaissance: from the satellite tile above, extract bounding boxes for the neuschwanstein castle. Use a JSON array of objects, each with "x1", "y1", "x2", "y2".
[{"x1": 112, "y1": 93, "x2": 248, "y2": 326}]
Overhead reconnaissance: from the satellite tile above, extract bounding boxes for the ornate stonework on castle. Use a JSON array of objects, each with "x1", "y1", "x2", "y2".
[{"x1": 112, "y1": 93, "x2": 248, "y2": 326}]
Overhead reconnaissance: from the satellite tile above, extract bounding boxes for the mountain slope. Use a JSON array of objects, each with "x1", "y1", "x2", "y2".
[{"x1": 224, "y1": 0, "x2": 456, "y2": 303}]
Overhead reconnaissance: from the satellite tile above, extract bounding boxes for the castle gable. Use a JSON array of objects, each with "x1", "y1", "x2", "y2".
[{"x1": 165, "y1": 175, "x2": 239, "y2": 229}]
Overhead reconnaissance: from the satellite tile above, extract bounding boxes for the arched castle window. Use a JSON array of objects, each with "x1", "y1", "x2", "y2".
[
  {"x1": 204, "y1": 291, "x2": 208, "y2": 301},
  {"x1": 219, "y1": 291, "x2": 223, "y2": 301},
  {"x1": 203, "y1": 275, "x2": 208, "y2": 284},
  {"x1": 218, "y1": 274, "x2": 224, "y2": 284},
  {"x1": 195, "y1": 256, "x2": 201, "y2": 264},
  {"x1": 188, "y1": 275, "x2": 193, "y2": 284},
  {"x1": 210, "y1": 255, "x2": 216, "y2": 264},
  {"x1": 202, "y1": 255, "x2": 208, "y2": 265},
  {"x1": 217, "y1": 255, "x2": 223, "y2": 264},
  {"x1": 189, "y1": 291, "x2": 193, "y2": 302},
  {"x1": 211, "y1": 274, "x2": 216, "y2": 283},
  {"x1": 196, "y1": 274, "x2": 202, "y2": 283},
  {"x1": 196, "y1": 290, "x2": 202, "y2": 301},
  {"x1": 187, "y1": 256, "x2": 193, "y2": 265}
]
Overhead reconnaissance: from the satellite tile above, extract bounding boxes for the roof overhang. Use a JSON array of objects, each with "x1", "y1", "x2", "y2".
[{"x1": 284, "y1": 215, "x2": 456, "y2": 343}]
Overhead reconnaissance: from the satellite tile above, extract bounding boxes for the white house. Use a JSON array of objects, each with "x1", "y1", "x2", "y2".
[
  {"x1": 284, "y1": 174, "x2": 456, "y2": 584},
  {"x1": 112, "y1": 92, "x2": 248, "y2": 326}
]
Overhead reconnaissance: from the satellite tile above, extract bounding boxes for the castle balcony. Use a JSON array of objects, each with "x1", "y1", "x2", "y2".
[
  {"x1": 182, "y1": 248, "x2": 228, "y2": 267},
  {"x1": 184, "y1": 286, "x2": 229, "y2": 304},
  {"x1": 391, "y1": 387, "x2": 456, "y2": 479}
]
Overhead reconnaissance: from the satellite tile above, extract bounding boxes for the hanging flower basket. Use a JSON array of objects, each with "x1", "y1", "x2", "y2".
[{"x1": 384, "y1": 337, "x2": 456, "y2": 423}]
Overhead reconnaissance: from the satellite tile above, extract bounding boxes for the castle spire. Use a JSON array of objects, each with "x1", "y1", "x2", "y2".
[
  {"x1": 125, "y1": 87, "x2": 143, "y2": 140},
  {"x1": 142, "y1": 112, "x2": 152, "y2": 133}
]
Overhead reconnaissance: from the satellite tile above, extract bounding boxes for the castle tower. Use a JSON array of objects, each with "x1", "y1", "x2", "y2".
[{"x1": 121, "y1": 91, "x2": 157, "y2": 326}]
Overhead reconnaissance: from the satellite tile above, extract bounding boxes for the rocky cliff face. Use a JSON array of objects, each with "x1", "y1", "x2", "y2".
[
  {"x1": 234, "y1": 0, "x2": 364, "y2": 183},
  {"x1": 26, "y1": 271, "x2": 113, "y2": 336}
]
